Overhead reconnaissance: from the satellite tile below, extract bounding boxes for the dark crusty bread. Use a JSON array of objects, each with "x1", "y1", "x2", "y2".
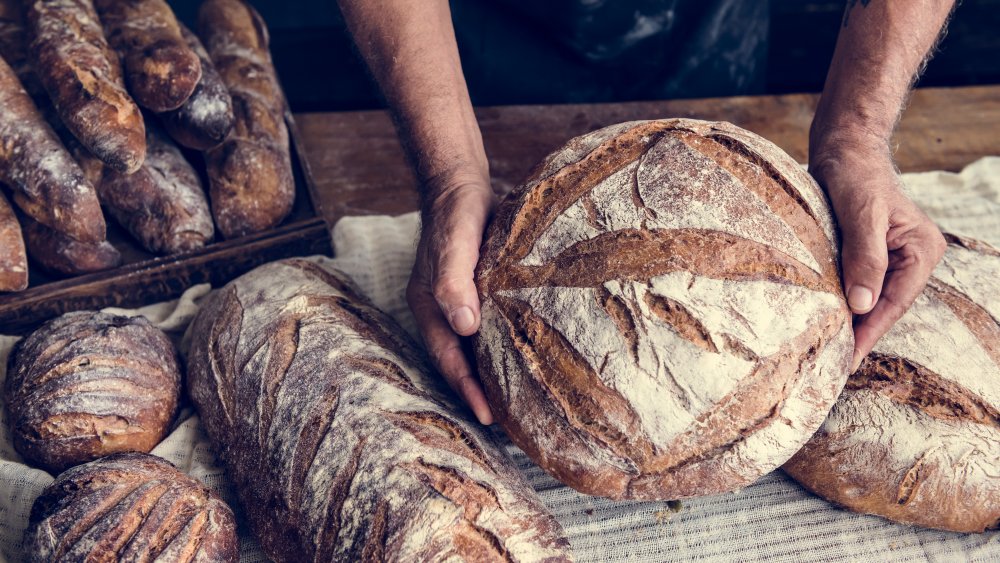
[
  {"x1": 0, "y1": 190, "x2": 27, "y2": 291},
  {"x1": 5, "y1": 311, "x2": 181, "y2": 473},
  {"x1": 474, "y1": 119, "x2": 854, "y2": 500},
  {"x1": 160, "y1": 24, "x2": 235, "y2": 150},
  {"x1": 94, "y1": 0, "x2": 202, "y2": 112},
  {"x1": 198, "y1": 0, "x2": 294, "y2": 239},
  {"x1": 784, "y1": 234, "x2": 1000, "y2": 533},
  {"x1": 75, "y1": 121, "x2": 214, "y2": 255},
  {"x1": 0, "y1": 55, "x2": 105, "y2": 244},
  {"x1": 23, "y1": 452, "x2": 238, "y2": 562},
  {"x1": 0, "y1": 0, "x2": 39, "y2": 96},
  {"x1": 185, "y1": 258, "x2": 572, "y2": 562},
  {"x1": 23, "y1": 0, "x2": 146, "y2": 173},
  {"x1": 20, "y1": 214, "x2": 121, "y2": 276}
]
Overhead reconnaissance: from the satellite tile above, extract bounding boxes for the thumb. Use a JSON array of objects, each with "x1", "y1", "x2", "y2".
[
  {"x1": 840, "y1": 210, "x2": 889, "y2": 316},
  {"x1": 428, "y1": 188, "x2": 493, "y2": 336}
]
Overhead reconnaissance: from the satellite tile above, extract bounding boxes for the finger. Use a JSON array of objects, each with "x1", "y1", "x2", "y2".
[
  {"x1": 840, "y1": 207, "x2": 890, "y2": 316},
  {"x1": 429, "y1": 191, "x2": 493, "y2": 336},
  {"x1": 851, "y1": 234, "x2": 942, "y2": 370},
  {"x1": 409, "y1": 285, "x2": 494, "y2": 425}
]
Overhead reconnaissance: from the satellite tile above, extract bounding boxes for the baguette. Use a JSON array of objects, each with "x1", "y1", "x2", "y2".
[
  {"x1": 0, "y1": 0, "x2": 37, "y2": 94},
  {"x1": 0, "y1": 55, "x2": 105, "y2": 243},
  {"x1": 94, "y1": 0, "x2": 201, "y2": 112},
  {"x1": 21, "y1": 215, "x2": 120, "y2": 276},
  {"x1": 198, "y1": 0, "x2": 294, "y2": 239},
  {"x1": 160, "y1": 24, "x2": 234, "y2": 150},
  {"x1": 24, "y1": 453, "x2": 238, "y2": 562},
  {"x1": 75, "y1": 121, "x2": 214, "y2": 255},
  {"x1": 0, "y1": 190, "x2": 27, "y2": 291},
  {"x1": 185, "y1": 259, "x2": 572, "y2": 562},
  {"x1": 23, "y1": 0, "x2": 145, "y2": 173}
]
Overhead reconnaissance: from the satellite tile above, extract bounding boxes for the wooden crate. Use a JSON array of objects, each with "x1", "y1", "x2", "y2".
[{"x1": 0, "y1": 114, "x2": 333, "y2": 335}]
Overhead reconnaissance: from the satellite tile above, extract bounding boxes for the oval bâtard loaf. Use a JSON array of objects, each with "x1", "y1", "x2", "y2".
[
  {"x1": 475, "y1": 118, "x2": 854, "y2": 500},
  {"x1": 4, "y1": 311, "x2": 181, "y2": 473},
  {"x1": 185, "y1": 259, "x2": 572, "y2": 562},
  {"x1": 23, "y1": 452, "x2": 238, "y2": 562},
  {"x1": 784, "y1": 234, "x2": 1000, "y2": 533}
]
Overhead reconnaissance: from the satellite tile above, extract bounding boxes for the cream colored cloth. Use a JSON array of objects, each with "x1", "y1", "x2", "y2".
[{"x1": 2, "y1": 158, "x2": 999, "y2": 562}]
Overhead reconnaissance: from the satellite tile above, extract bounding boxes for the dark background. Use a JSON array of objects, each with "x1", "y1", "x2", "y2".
[{"x1": 171, "y1": 0, "x2": 1000, "y2": 112}]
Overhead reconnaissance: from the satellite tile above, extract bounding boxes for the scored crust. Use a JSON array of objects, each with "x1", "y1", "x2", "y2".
[
  {"x1": 23, "y1": 453, "x2": 237, "y2": 562},
  {"x1": 784, "y1": 234, "x2": 1000, "y2": 533},
  {"x1": 475, "y1": 118, "x2": 854, "y2": 500},
  {"x1": 4, "y1": 311, "x2": 181, "y2": 472},
  {"x1": 185, "y1": 259, "x2": 571, "y2": 562}
]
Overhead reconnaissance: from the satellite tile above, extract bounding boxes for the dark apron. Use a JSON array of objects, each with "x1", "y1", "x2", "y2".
[{"x1": 451, "y1": 0, "x2": 770, "y2": 105}]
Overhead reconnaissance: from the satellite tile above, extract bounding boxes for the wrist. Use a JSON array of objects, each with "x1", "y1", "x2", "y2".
[{"x1": 809, "y1": 120, "x2": 894, "y2": 182}]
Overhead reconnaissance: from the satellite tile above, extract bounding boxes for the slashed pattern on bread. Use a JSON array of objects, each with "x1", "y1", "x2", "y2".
[
  {"x1": 785, "y1": 234, "x2": 1000, "y2": 533},
  {"x1": 475, "y1": 118, "x2": 854, "y2": 500},
  {"x1": 185, "y1": 258, "x2": 572, "y2": 562},
  {"x1": 24, "y1": 453, "x2": 238, "y2": 562}
]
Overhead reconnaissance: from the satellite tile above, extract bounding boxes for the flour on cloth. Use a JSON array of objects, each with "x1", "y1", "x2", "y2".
[{"x1": 2, "y1": 158, "x2": 999, "y2": 562}]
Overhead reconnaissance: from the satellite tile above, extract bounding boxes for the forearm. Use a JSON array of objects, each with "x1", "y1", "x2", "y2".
[
  {"x1": 811, "y1": 0, "x2": 955, "y2": 160},
  {"x1": 338, "y1": 0, "x2": 487, "y2": 193}
]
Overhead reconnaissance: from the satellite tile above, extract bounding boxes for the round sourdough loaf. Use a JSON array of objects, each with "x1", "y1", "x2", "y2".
[
  {"x1": 23, "y1": 452, "x2": 238, "y2": 561},
  {"x1": 4, "y1": 311, "x2": 181, "y2": 472},
  {"x1": 784, "y1": 234, "x2": 1000, "y2": 533},
  {"x1": 474, "y1": 118, "x2": 854, "y2": 500}
]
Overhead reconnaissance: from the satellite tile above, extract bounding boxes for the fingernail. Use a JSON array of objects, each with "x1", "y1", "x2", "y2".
[
  {"x1": 476, "y1": 408, "x2": 494, "y2": 426},
  {"x1": 850, "y1": 349, "x2": 863, "y2": 373},
  {"x1": 450, "y1": 306, "x2": 475, "y2": 333},
  {"x1": 847, "y1": 285, "x2": 874, "y2": 313}
]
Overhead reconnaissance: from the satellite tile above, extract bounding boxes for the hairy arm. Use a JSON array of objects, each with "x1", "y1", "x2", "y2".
[
  {"x1": 338, "y1": 0, "x2": 495, "y2": 423},
  {"x1": 810, "y1": 0, "x2": 954, "y2": 370}
]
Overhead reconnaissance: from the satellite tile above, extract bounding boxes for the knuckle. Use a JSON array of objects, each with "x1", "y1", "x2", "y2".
[
  {"x1": 432, "y1": 275, "x2": 467, "y2": 304},
  {"x1": 852, "y1": 249, "x2": 889, "y2": 273}
]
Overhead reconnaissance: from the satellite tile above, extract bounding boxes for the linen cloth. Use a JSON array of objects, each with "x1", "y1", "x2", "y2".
[{"x1": 1, "y1": 157, "x2": 999, "y2": 562}]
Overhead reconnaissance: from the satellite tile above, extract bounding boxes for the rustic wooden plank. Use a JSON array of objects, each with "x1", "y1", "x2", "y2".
[{"x1": 297, "y1": 85, "x2": 1000, "y2": 223}]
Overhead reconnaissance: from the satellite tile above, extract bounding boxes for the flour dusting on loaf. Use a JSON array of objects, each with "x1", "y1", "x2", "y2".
[
  {"x1": 5, "y1": 311, "x2": 181, "y2": 472},
  {"x1": 23, "y1": 453, "x2": 238, "y2": 562},
  {"x1": 785, "y1": 234, "x2": 1000, "y2": 533},
  {"x1": 185, "y1": 259, "x2": 572, "y2": 562},
  {"x1": 475, "y1": 118, "x2": 853, "y2": 500},
  {"x1": 198, "y1": 0, "x2": 294, "y2": 238}
]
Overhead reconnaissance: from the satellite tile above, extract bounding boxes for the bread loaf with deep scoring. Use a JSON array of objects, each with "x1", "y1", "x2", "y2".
[
  {"x1": 0, "y1": 55, "x2": 105, "y2": 244},
  {"x1": 0, "y1": 190, "x2": 27, "y2": 291},
  {"x1": 160, "y1": 24, "x2": 235, "y2": 150},
  {"x1": 475, "y1": 118, "x2": 854, "y2": 500},
  {"x1": 23, "y1": 0, "x2": 146, "y2": 173},
  {"x1": 185, "y1": 258, "x2": 572, "y2": 562},
  {"x1": 23, "y1": 453, "x2": 238, "y2": 562},
  {"x1": 94, "y1": 0, "x2": 201, "y2": 112},
  {"x1": 5, "y1": 311, "x2": 181, "y2": 472},
  {"x1": 198, "y1": 0, "x2": 294, "y2": 238},
  {"x1": 0, "y1": 0, "x2": 39, "y2": 96},
  {"x1": 784, "y1": 234, "x2": 1000, "y2": 533},
  {"x1": 75, "y1": 121, "x2": 214, "y2": 255},
  {"x1": 20, "y1": 214, "x2": 121, "y2": 275}
]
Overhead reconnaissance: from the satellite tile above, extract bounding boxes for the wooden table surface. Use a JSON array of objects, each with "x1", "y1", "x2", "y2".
[{"x1": 296, "y1": 85, "x2": 1000, "y2": 225}]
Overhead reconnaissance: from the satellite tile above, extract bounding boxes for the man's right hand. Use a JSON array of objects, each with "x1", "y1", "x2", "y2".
[{"x1": 406, "y1": 178, "x2": 497, "y2": 425}]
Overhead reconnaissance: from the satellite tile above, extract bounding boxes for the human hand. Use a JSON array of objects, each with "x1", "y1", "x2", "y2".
[
  {"x1": 810, "y1": 141, "x2": 946, "y2": 373},
  {"x1": 407, "y1": 175, "x2": 498, "y2": 424}
]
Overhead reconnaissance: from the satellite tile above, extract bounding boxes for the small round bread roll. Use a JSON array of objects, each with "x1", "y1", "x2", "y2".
[
  {"x1": 24, "y1": 453, "x2": 238, "y2": 562},
  {"x1": 5, "y1": 311, "x2": 181, "y2": 472},
  {"x1": 785, "y1": 234, "x2": 1000, "y2": 533},
  {"x1": 475, "y1": 118, "x2": 854, "y2": 500}
]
